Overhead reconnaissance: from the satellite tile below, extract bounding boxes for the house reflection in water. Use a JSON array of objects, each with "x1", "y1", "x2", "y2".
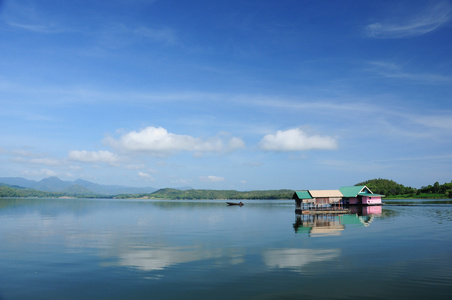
[{"x1": 293, "y1": 205, "x2": 382, "y2": 237}]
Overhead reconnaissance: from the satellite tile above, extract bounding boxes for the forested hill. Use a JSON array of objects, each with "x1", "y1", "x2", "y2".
[
  {"x1": 356, "y1": 178, "x2": 452, "y2": 198},
  {"x1": 356, "y1": 179, "x2": 416, "y2": 196},
  {"x1": 0, "y1": 185, "x2": 65, "y2": 198}
]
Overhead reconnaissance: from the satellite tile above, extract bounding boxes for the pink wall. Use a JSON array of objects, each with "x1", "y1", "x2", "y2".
[
  {"x1": 362, "y1": 196, "x2": 382, "y2": 205},
  {"x1": 347, "y1": 196, "x2": 382, "y2": 205}
]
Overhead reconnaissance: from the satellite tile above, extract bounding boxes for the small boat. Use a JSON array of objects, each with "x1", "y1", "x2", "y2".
[{"x1": 227, "y1": 202, "x2": 244, "y2": 206}]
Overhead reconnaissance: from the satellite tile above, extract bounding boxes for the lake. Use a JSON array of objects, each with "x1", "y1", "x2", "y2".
[{"x1": 1, "y1": 198, "x2": 452, "y2": 299}]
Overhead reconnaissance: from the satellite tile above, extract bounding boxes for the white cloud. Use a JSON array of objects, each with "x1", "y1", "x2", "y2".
[
  {"x1": 413, "y1": 115, "x2": 452, "y2": 131},
  {"x1": 68, "y1": 150, "x2": 118, "y2": 163},
  {"x1": 6, "y1": 22, "x2": 61, "y2": 33},
  {"x1": 366, "y1": 1, "x2": 452, "y2": 38},
  {"x1": 4, "y1": 148, "x2": 62, "y2": 166},
  {"x1": 2, "y1": 1, "x2": 65, "y2": 34},
  {"x1": 243, "y1": 95, "x2": 377, "y2": 116},
  {"x1": 368, "y1": 61, "x2": 452, "y2": 84},
  {"x1": 138, "y1": 171, "x2": 155, "y2": 181},
  {"x1": 259, "y1": 128, "x2": 338, "y2": 151},
  {"x1": 138, "y1": 171, "x2": 151, "y2": 178},
  {"x1": 105, "y1": 126, "x2": 245, "y2": 155},
  {"x1": 200, "y1": 175, "x2": 225, "y2": 182}
]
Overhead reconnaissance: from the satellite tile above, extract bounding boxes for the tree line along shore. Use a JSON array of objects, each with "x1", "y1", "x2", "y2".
[{"x1": 1, "y1": 178, "x2": 451, "y2": 199}]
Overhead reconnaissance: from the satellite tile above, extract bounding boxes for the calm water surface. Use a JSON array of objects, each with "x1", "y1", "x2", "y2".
[{"x1": 1, "y1": 198, "x2": 452, "y2": 299}]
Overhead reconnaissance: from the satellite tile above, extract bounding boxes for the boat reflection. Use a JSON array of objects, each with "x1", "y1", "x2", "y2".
[{"x1": 293, "y1": 206, "x2": 382, "y2": 236}]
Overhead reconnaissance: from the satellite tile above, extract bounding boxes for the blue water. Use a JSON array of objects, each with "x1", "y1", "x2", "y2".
[{"x1": 1, "y1": 198, "x2": 451, "y2": 299}]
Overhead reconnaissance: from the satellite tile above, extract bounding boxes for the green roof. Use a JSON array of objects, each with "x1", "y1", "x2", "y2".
[
  {"x1": 340, "y1": 186, "x2": 367, "y2": 197},
  {"x1": 340, "y1": 186, "x2": 384, "y2": 197},
  {"x1": 294, "y1": 186, "x2": 383, "y2": 200},
  {"x1": 293, "y1": 190, "x2": 312, "y2": 199}
]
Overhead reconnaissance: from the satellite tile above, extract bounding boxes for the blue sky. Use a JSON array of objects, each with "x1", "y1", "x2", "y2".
[{"x1": 1, "y1": 0, "x2": 451, "y2": 190}]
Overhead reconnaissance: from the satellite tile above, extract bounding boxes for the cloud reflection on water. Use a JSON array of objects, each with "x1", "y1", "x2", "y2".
[
  {"x1": 117, "y1": 246, "x2": 245, "y2": 272},
  {"x1": 263, "y1": 248, "x2": 340, "y2": 272}
]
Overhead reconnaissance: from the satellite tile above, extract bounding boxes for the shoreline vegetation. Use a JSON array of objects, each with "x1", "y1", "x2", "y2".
[{"x1": 1, "y1": 178, "x2": 451, "y2": 200}]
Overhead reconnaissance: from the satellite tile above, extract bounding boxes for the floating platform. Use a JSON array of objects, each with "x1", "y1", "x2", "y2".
[{"x1": 295, "y1": 208, "x2": 351, "y2": 215}]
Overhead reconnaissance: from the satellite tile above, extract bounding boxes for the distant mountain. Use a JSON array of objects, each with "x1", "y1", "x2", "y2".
[
  {"x1": 35, "y1": 177, "x2": 71, "y2": 192},
  {"x1": 0, "y1": 177, "x2": 37, "y2": 188},
  {"x1": 72, "y1": 179, "x2": 159, "y2": 195},
  {"x1": 0, "y1": 182, "x2": 27, "y2": 189},
  {"x1": 62, "y1": 184, "x2": 96, "y2": 195},
  {"x1": 0, "y1": 177, "x2": 157, "y2": 195}
]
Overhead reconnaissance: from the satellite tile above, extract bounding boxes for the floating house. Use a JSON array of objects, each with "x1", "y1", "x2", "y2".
[
  {"x1": 293, "y1": 189, "x2": 348, "y2": 214},
  {"x1": 339, "y1": 186, "x2": 384, "y2": 206},
  {"x1": 293, "y1": 185, "x2": 383, "y2": 213}
]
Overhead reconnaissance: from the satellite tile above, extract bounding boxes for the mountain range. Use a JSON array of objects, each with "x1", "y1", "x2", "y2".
[{"x1": 0, "y1": 177, "x2": 159, "y2": 195}]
